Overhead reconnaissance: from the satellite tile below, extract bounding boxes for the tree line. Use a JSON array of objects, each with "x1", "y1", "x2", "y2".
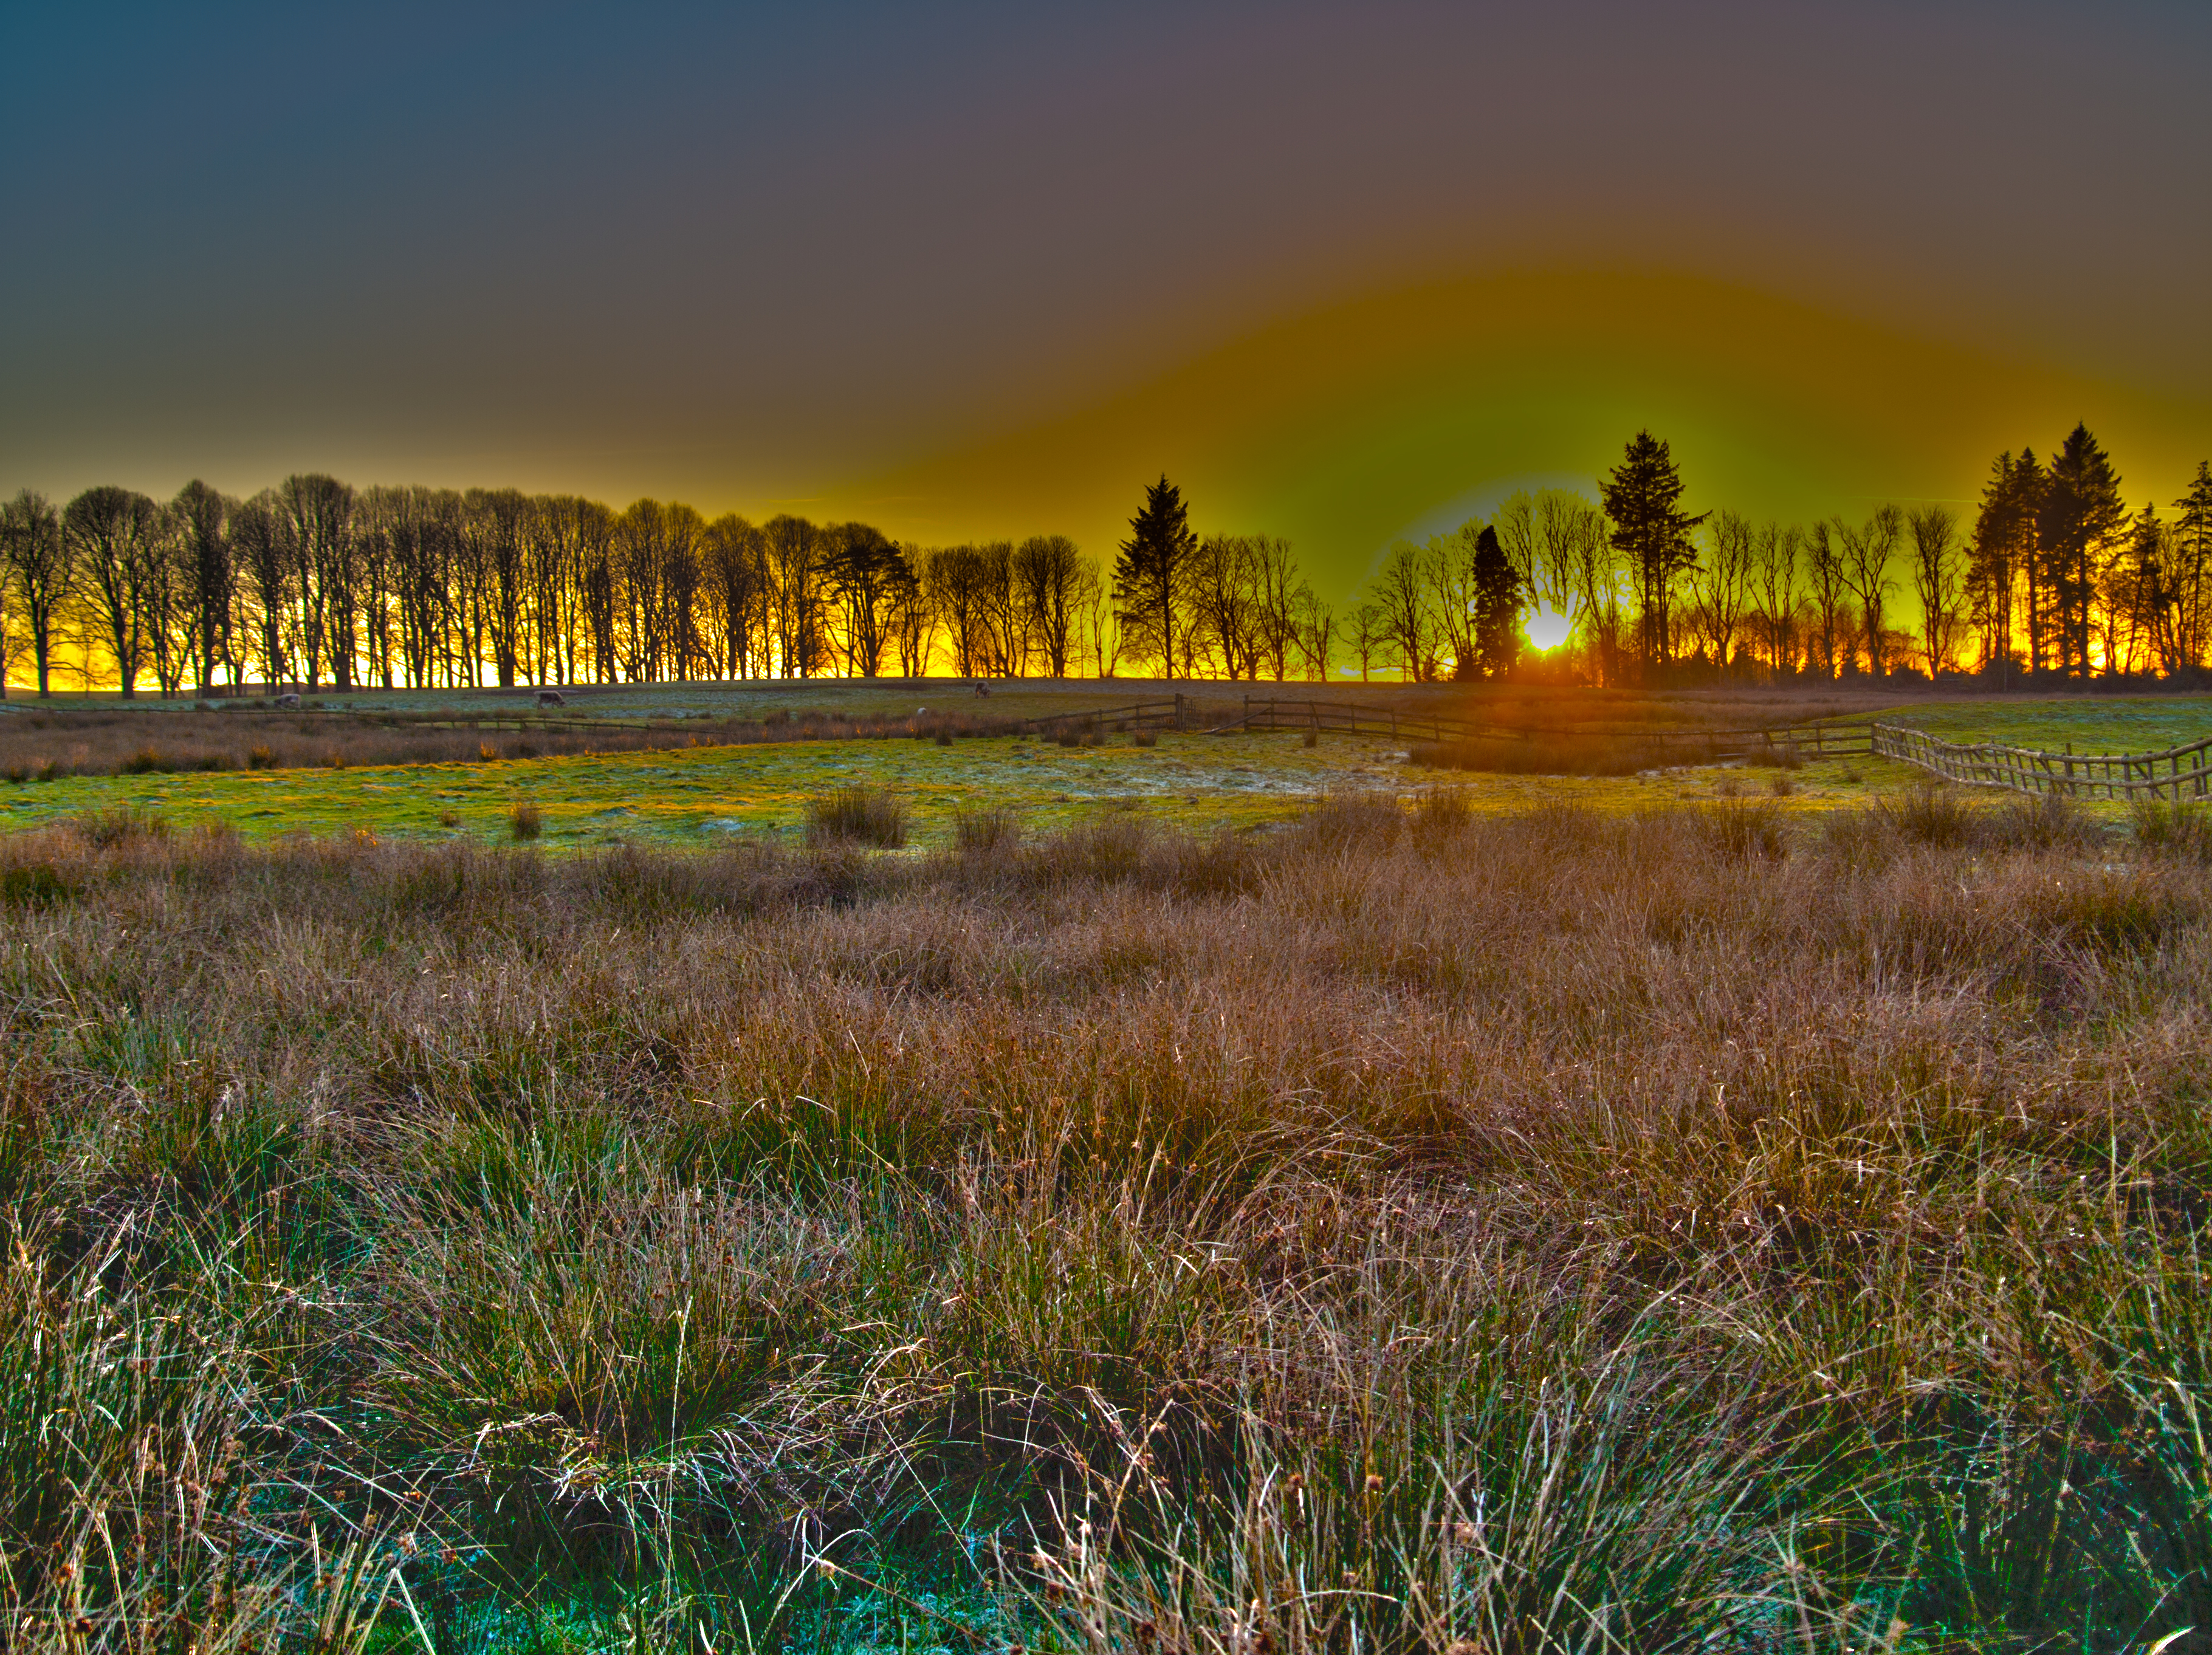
[
  {"x1": 2, "y1": 430, "x2": 2207, "y2": 695},
  {"x1": 1342, "y1": 426, "x2": 2212, "y2": 686},
  {"x1": 0, "y1": 474, "x2": 1351, "y2": 697}
]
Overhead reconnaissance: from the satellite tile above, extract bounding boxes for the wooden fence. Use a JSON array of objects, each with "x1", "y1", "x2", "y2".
[
  {"x1": 1231, "y1": 697, "x2": 1874, "y2": 758},
  {"x1": 1875, "y1": 723, "x2": 2212, "y2": 801},
  {"x1": 1019, "y1": 698, "x2": 1186, "y2": 735}
]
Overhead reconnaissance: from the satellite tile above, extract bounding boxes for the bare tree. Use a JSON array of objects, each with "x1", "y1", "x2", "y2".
[
  {"x1": 1186, "y1": 533, "x2": 1262, "y2": 679},
  {"x1": 702, "y1": 513, "x2": 767, "y2": 679},
  {"x1": 1748, "y1": 522, "x2": 1800, "y2": 679},
  {"x1": 574, "y1": 499, "x2": 619, "y2": 683},
  {"x1": 0, "y1": 490, "x2": 73, "y2": 696},
  {"x1": 1348, "y1": 600, "x2": 1387, "y2": 682},
  {"x1": 925, "y1": 546, "x2": 988, "y2": 678},
  {"x1": 763, "y1": 515, "x2": 828, "y2": 677},
  {"x1": 891, "y1": 545, "x2": 936, "y2": 677},
  {"x1": 1291, "y1": 586, "x2": 1334, "y2": 681},
  {"x1": 1078, "y1": 558, "x2": 1118, "y2": 677},
  {"x1": 1804, "y1": 521, "x2": 1850, "y2": 679},
  {"x1": 276, "y1": 474, "x2": 354, "y2": 690},
  {"x1": 825, "y1": 522, "x2": 910, "y2": 677},
  {"x1": 1833, "y1": 505, "x2": 1902, "y2": 676},
  {"x1": 232, "y1": 493, "x2": 292, "y2": 690},
  {"x1": 1686, "y1": 509, "x2": 1756, "y2": 672},
  {"x1": 171, "y1": 481, "x2": 234, "y2": 694},
  {"x1": 65, "y1": 487, "x2": 163, "y2": 698},
  {"x1": 663, "y1": 502, "x2": 707, "y2": 680},
  {"x1": 1908, "y1": 505, "x2": 1964, "y2": 678},
  {"x1": 1370, "y1": 544, "x2": 1432, "y2": 680},
  {"x1": 141, "y1": 503, "x2": 197, "y2": 697},
  {"x1": 973, "y1": 541, "x2": 1021, "y2": 675},
  {"x1": 1012, "y1": 534, "x2": 1087, "y2": 678},
  {"x1": 1421, "y1": 522, "x2": 1482, "y2": 677},
  {"x1": 1531, "y1": 490, "x2": 1619, "y2": 685}
]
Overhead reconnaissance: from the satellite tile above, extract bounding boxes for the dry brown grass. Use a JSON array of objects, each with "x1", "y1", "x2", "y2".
[
  {"x1": 0, "y1": 702, "x2": 1039, "y2": 780},
  {"x1": 0, "y1": 795, "x2": 2205, "y2": 1648}
]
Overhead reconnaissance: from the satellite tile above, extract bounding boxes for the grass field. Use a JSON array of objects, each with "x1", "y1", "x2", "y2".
[
  {"x1": 10, "y1": 687, "x2": 2205, "y2": 846},
  {"x1": 0, "y1": 728, "x2": 1935, "y2": 845}
]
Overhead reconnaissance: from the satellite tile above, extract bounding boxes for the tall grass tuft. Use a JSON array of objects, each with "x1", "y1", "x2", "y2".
[
  {"x1": 509, "y1": 800, "x2": 543, "y2": 840},
  {"x1": 2134, "y1": 795, "x2": 2211, "y2": 859},
  {"x1": 953, "y1": 803, "x2": 1021, "y2": 854},
  {"x1": 805, "y1": 784, "x2": 908, "y2": 848}
]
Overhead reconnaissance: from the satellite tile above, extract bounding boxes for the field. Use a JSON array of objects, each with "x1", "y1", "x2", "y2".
[
  {"x1": 2, "y1": 687, "x2": 2202, "y2": 845},
  {"x1": 2, "y1": 688, "x2": 2211, "y2": 1654}
]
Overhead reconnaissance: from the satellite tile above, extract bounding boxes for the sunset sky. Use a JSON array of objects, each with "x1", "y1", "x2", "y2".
[{"x1": 4, "y1": 1, "x2": 2207, "y2": 603}]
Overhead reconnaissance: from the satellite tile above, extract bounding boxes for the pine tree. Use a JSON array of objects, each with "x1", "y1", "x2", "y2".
[
  {"x1": 1966, "y1": 449, "x2": 2041, "y2": 682},
  {"x1": 1469, "y1": 524, "x2": 1523, "y2": 679},
  {"x1": 1598, "y1": 431, "x2": 1705, "y2": 671},
  {"x1": 2171, "y1": 461, "x2": 2212, "y2": 668},
  {"x1": 1113, "y1": 475, "x2": 1196, "y2": 676},
  {"x1": 2038, "y1": 423, "x2": 2126, "y2": 676}
]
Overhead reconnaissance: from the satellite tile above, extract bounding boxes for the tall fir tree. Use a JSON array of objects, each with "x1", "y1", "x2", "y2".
[
  {"x1": 1966, "y1": 449, "x2": 2041, "y2": 680},
  {"x1": 1112, "y1": 475, "x2": 1196, "y2": 676},
  {"x1": 1598, "y1": 430, "x2": 1704, "y2": 671},
  {"x1": 2169, "y1": 461, "x2": 2212, "y2": 668},
  {"x1": 1469, "y1": 524, "x2": 1523, "y2": 679},
  {"x1": 2038, "y1": 423, "x2": 2126, "y2": 676}
]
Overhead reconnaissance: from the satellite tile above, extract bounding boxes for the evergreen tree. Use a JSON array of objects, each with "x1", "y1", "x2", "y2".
[
  {"x1": 2038, "y1": 423, "x2": 2126, "y2": 676},
  {"x1": 1113, "y1": 475, "x2": 1195, "y2": 675},
  {"x1": 1598, "y1": 431, "x2": 1705, "y2": 670},
  {"x1": 2170, "y1": 462, "x2": 2212, "y2": 668},
  {"x1": 1469, "y1": 524, "x2": 1523, "y2": 679},
  {"x1": 1966, "y1": 449, "x2": 2041, "y2": 682}
]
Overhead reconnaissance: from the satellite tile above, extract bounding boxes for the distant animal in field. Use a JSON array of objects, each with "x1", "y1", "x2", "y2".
[
  {"x1": 275, "y1": 692, "x2": 301, "y2": 709},
  {"x1": 535, "y1": 690, "x2": 566, "y2": 708},
  {"x1": 974, "y1": 682, "x2": 991, "y2": 697}
]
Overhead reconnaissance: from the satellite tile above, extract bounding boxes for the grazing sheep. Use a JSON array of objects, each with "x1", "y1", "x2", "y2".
[{"x1": 535, "y1": 689, "x2": 566, "y2": 708}]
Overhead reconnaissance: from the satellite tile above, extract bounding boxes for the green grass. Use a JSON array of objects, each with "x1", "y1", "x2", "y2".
[
  {"x1": 1879, "y1": 693, "x2": 2212, "y2": 755},
  {"x1": 4, "y1": 707, "x2": 2131, "y2": 845},
  {"x1": 0, "y1": 731, "x2": 1950, "y2": 843}
]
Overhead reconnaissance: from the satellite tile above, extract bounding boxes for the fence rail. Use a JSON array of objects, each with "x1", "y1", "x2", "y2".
[
  {"x1": 1232, "y1": 698, "x2": 1874, "y2": 758},
  {"x1": 1018, "y1": 698, "x2": 1186, "y2": 735},
  {"x1": 1875, "y1": 723, "x2": 2212, "y2": 800}
]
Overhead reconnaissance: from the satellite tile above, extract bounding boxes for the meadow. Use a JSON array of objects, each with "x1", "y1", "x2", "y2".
[
  {"x1": 2, "y1": 688, "x2": 2198, "y2": 846},
  {"x1": 2, "y1": 691, "x2": 2210, "y2": 1654}
]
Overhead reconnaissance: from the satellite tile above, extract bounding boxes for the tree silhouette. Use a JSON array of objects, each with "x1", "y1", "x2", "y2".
[
  {"x1": 0, "y1": 491, "x2": 72, "y2": 696},
  {"x1": 1469, "y1": 525, "x2": 1523, "y2": 679},
  {"x1": 1113, "y1": 476, "x2": 1196, "y2": 676},
  {"x1": 2039, "y1": 422, "x2": 2126, "y2": 677},
  {"x1": 1599, "y1": 431, "x2": 1704, "y2": 671}
]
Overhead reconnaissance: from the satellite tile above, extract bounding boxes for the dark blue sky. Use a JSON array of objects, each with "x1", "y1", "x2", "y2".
[{"x1": 3, "y1": 1, "x2": 2207, "y2": 537}]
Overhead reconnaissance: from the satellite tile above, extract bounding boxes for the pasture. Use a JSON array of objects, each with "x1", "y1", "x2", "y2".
[{"x1": 2, "y1": 685, "x2": 2200, "y2": 845}]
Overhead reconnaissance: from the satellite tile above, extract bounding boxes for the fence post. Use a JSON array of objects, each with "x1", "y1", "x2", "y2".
[{"x1": 1175, "y1": 693, "x2": 1184, "y2": 732}]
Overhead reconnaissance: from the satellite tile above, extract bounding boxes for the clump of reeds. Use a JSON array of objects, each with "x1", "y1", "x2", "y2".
[
  {"x1": 2134, "y1": 796, "x2": 2210, "y2": 860},
  {"x1": 509, "y1": 801, "x2": 543, "y2": 840},
  {"x1": 805, "y1": 784, "x2": 907, "y2": 848},
  {"x1": 953, "y1": 804, "x2": 1020, "y2": 854}
]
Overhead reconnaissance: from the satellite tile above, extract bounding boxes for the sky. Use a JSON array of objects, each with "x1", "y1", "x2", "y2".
[{"x1": 3, "y1": 1, "x2": 2208, "y2": 603}]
